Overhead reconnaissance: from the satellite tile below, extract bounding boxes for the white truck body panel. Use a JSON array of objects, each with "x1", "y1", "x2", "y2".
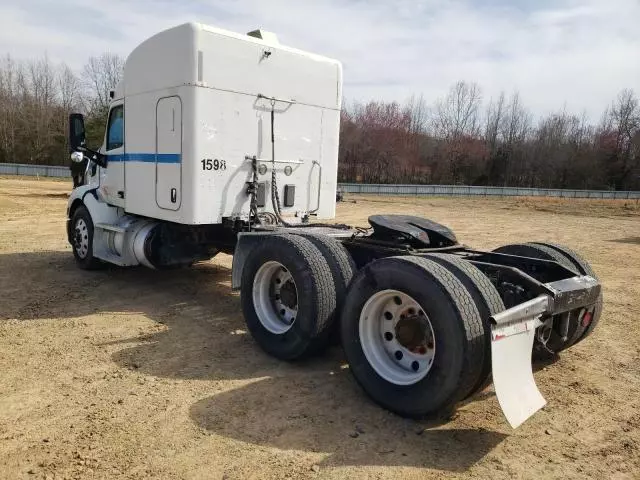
[{"x1": 105, "y1": 22, "x2": 341, "y2": 225}]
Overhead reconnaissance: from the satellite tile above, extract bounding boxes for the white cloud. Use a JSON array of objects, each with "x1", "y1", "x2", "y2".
[{"x1": 1, "y1": 0, "x2": 638, "y2": 121}]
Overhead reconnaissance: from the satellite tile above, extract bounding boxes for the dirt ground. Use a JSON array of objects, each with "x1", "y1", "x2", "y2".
[{"x1": 1, "y1": 176, "x2": 639, "y2": 480}]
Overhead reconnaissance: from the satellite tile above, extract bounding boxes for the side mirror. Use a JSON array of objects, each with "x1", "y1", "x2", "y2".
[{"x1": 69, "y1": 113, "x2": 86, "y2": 152}]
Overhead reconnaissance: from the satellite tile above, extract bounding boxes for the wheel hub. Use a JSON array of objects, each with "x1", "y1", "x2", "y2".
[
  {"x1": 395, "y1": 313, "x2": 432, "y2": 354},
  {"x1": 359, "y1": 290, "x2": 436, "y2": 386},
  {"x1": 279, "y1": 280, "x2": 297, "y2": 309},
  {"x1": 74, "y1": 218, "x2": 89, "y2": 259},
  {"x1": 252, "y1": 262, "x2": 299, "y2": 335}
]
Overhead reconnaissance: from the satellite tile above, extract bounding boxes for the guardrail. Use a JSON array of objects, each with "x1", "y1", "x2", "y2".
[
  {"x1": 339, "y1": 183, "x2": 640, "y2": 200},
  {"x1": 0, "y1": 163, "x2": 69, "y2": 178},
  {"x1": 2, "y1": 163, "x2": 639, "y2": 199}
]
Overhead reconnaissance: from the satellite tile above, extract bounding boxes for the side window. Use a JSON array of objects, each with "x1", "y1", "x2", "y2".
[{"x1": 106, "y1": 105, "x2": 124, "y2": 151}]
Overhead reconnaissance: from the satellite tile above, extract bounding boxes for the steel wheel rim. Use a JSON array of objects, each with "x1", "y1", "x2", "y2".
[
  {"x1": 74, "y1": 218, "x2": 89, "y2": 259},
  {"x1": 252, "y1": 261, "x2": 298, "y2": 335},
  {"x1": 359, "y1": 289, "x2": 436, "y2": 386}
]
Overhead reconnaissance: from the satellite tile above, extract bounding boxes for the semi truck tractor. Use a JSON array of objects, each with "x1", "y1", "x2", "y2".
[{"x1": 66, "y1": 22, "x2": 602, "y2": 428}]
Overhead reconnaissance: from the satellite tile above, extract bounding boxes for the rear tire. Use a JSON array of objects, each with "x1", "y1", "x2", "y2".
[
  {"x1": 531, "y1": 242, "x2": 602, "y2": 345},
  {"x1": 340, "y1": 256, "x2": 484, "y2": 418},
  {"x1": 241, "y1": 234, "x2": 337, "y2": 360},
  {"x1": 294, "y1": 232, "x2": 355, "y2": 346},
  {"x1": 423, "y1": 253, "x2": 505, "y2": 398},
  {"x1": 493, "y1": 242, "x2": 585, "y2": 354},
  {"x1": 70, "y1": 205, "x2": 102, "y2": 270}
]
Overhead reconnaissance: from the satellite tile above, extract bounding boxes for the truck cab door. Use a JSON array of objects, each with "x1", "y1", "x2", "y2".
[
  {"x1": 101, "y1": 102, "x2": 126, "y2": 207},
  {"x1": 156, "y1": 96, "x2": 182, "y2": 210}
]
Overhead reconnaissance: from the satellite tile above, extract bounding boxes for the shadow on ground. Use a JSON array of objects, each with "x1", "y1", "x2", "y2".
[
  {"x1": 0, "y1": 249, "x2": 284, "y2": 380},
  {"x1": 609, "y1": 236, "x2": 640, "y2": 245},
  {"x1": 0, "y1": 250, "x2": 509, "y2": 470},
  {"x1": 189, "y1": 373, "x2": 507, "y2": 470}
]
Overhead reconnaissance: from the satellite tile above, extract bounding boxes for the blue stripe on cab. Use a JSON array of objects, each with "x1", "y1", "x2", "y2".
[{"x1": 107, "y1": 153, "x2": 181, "y2": 164}]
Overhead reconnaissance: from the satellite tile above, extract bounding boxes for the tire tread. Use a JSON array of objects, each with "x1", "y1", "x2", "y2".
[{"x1": 423, "y1": 253, "x2": 505, "y2": 397}]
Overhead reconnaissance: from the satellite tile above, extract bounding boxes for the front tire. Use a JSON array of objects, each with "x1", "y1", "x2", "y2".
[
  {"x1": 341, "y1": 256, "x2": 484, "y2": 418},
  {"x1": 70, "y1": 205, "x2": 102, "y2": 270}
]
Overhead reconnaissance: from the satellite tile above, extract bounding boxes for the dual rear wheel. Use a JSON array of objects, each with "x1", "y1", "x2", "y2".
[
  {"x1": 241, "y1": 235, "x2": 600, "y2": 418},
  {"x1": 241, "y1": 235, "x2": 503, "y2": 417}
]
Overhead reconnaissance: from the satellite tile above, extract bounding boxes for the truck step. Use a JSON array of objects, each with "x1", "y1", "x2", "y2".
[
  {"x1": 93, "y1": 248, "x2": 138, "y2": 266},
  {"x1": 95, "y1": 223, "x2": 127, "y2": 234}
]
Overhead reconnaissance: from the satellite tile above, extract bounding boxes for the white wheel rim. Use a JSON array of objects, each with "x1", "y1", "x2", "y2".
[
  {"x1": 359, "y1": 289, "x2": 436, "y2": 386},
  {"x1": 74, "y1": 218, "x2": 90, "y2": 259},
  {"x1": 252, "y1": 261, "x2": 298, "y2": 335}
]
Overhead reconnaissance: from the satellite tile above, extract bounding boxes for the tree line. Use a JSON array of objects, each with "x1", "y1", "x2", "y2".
[
  {"x1": 1, "y1": 53, "x2": 638, "y2": 190},
  {"x1": 340, "y1": 83, "x2": 640, "y2": 190},
  {"x1": 0, "y1": 53, "x2": 123, "y2": 168}
]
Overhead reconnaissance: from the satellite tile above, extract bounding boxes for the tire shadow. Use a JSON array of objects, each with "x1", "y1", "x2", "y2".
[
  {"x1": 0, "y1": 250, "x2": 343, "y2": 381},
  {"x1": 189, "y1": 372, "x2": 507, "y2": 471},
  {"x1": 1, "y1": 249, "x2": 508, "y2": 471},
  {"x1": 608, "y1": 236, "x2": 640, "y2": 245}
]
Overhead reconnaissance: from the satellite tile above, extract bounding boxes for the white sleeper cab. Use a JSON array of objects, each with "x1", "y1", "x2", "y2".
[{"x1": 67, "y1": 22, "x2": 602, "y2": 430}]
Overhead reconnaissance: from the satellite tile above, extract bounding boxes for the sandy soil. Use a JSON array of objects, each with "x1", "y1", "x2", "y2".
[{"x1": 0, "y1": 176, "x2": 639, "y2": 480}]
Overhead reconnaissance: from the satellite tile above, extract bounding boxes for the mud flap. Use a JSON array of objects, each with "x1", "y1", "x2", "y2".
[{"x1": 491, "y1": 309, "x2": 547, "y2": 428}]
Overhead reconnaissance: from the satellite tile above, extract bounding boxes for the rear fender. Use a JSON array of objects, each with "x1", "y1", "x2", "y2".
[{"x1": 231, "y1": 232, "x2": 284, "y2": 290}]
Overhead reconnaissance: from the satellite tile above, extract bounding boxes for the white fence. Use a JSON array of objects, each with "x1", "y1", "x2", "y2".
[
  {"x1": 0, "y1": 163, "x2": 69, "y2": 178},
  {"x1": 2, "y1": 163, "x2": 639, "y2": 199},
  {"x1": 339, "y1": 183, "x2": 640, "y2": 200}
]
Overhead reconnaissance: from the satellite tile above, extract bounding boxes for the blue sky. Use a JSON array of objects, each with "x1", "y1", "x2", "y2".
[{"x1": 1, "y1": 0, "x2": 639, "y2": 120}]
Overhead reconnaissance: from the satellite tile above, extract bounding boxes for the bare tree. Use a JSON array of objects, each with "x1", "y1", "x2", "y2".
[
  {"x1": 58, "y1": 64, "x2": 81, "y2": 112},
  {"x1": 430, "y1": 81, "x2": 484, "y2": 183},
  {"x1": 0, "y1": 55, "x2": 20, "y2": 162},
  {"x1": 484, "y1": 91, "x2": 505, "y2": 152},
  {"x1": 83, "y1": 53, "x2": 124, "y2": 113},
  {"x1": 600, "y1": 89, "x2": 640, "y2": 188},
  {"x1": 500, "y1": 92, "x2": 530, "y2": 146}
]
